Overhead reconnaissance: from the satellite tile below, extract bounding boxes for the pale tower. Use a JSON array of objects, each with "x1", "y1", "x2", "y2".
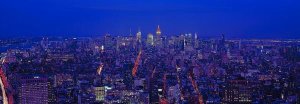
[
  {"x1": 147, "y1": 33, "x2": 154, "y2": 46},
  {"x1": 136, "y1": 28, "x2": 142, "y2": 43},
  {"x1": 194, "y1": 32, "x2": 199, "y2": 48}
]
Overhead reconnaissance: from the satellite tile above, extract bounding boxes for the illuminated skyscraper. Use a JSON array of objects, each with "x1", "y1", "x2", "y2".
[
  {"x1": 156, "y1": 25, "x2": 161, "y2": 36},
  {"x1": 147, "y1": 33, "x2": 154, "y2": 46},
  {"x1": 155, "y1": 25, "x2": 162, "y2": 47},
  {"x1": 222, "y1": 77, "x2": 252, "y2": 103},
  {"x1": 136, "y1": 29, "x2": 142, "y2": 43},
  {"x1": 94, "y1": 86, "x2": 105, "y2": 102},
  {"x1": 19, "y1": 76, "x2": 51, "y2": 104}
]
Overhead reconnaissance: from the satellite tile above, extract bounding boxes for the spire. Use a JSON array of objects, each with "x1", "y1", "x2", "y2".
[
  {"x1": 130, "y1": 28, "x2": 132, "y2": 36},
  {"x1": 222, "y1": 34, "x2": 225, "y2": 41},
  {"x1": 156, "y1": 25, "x2": 161, "y2": 35}
]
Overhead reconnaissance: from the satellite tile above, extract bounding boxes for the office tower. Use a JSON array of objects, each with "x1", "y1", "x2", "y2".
[
  {"x1": 184, "y1": 33, "x2": 193, "y2": 46},
  {"x1": 135, "y1": 29, "x2": 142, "y2": 50},
  {"x1": 149, "y1": 78, "x2": 159, "y2": 104},
  {"x1": 19, "y1": 76, "x2": 51, "y2": 104},
  {"x1": 136, "y1": 29, "x2": 142, "y2": 43},
  {"x1": 40, "y1": 37, "x2": 49, "y2": 49},
  {"x1": 147, "y1": 33, "x2": 154, "y2": 46},
  {"x1": 48, "y1": 79, "x2": 56, "y2": 104},
  {"x1": 155, "y1": 25, "x2": 162, "y2": 47},
  {"x1": 217, "y1": 34, "x2": 226, "y2": 53},
  {"x1": 94, "y1": 86, "x2": 111, "y2": 103},
  {"x1": 222, "y1": 77, "x2": 252, "y2": 104},
  {"x1": 123, "y1": 63, "x2": 134, "y2": 89},
  {"x1": 176, "y1": 35, "x2": 185, "y2": 51},
  {"x1": 194, "y1": 33, "x2": 199, "y2": 49},
  {"x1": 161, "y1": 36, "x2": 167, "y2": 48}
]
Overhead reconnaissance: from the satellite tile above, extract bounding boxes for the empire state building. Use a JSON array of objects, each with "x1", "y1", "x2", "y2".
[
  {"x1": 156, "y1": 25, "x2": 161, "y2": 36},
  {"x1": 155, "y1": 25, "x2": 162, "y2": 47}
]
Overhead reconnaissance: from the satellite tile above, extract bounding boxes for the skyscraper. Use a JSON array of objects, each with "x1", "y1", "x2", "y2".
[
  {"x1": 222, "y1": 77, "x2": 252, "y2": 103},
  {"x1": 147, "y1": 33, "x2": 154, "y2": 46},
  {"x1": 155, "y1": 25, "x2": 162, "y2": 47},
  {"x1": 194, "y1": 33, "x2": 199, "y2": 49},
  {"x1": 156, "y1": 25, "x2": 161, "y2": 36},
  {"x1": 19, "y1": 76, "x2": 51, "y2": 104},
  {"x1": 136, "y1": 29, "x2": 142, "y2": 43}
]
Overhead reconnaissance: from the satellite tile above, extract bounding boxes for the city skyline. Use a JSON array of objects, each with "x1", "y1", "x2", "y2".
[
  {"x1": 1, "y1": 25, "x2": 300, "y2": 39},
  {"x1": 0, "y1": 0, "x2": 299, "y2": 104},
  {"x1": 0, "y1": 33, "x2": 298, "y2": 104}
]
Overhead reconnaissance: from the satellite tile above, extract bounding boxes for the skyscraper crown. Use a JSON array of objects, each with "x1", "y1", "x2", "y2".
[{"x1": 156, "y1": 25, "x2": 161, "y2": 35}]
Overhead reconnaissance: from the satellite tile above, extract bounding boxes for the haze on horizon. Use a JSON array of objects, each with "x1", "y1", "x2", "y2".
[{"x1": 0, "y1": 0, "x2": 300, "y2": 39}]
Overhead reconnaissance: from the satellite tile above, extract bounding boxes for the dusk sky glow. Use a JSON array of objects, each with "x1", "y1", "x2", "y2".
[
  {"x1": 0, "y1": 1, "x2": 300, "y2": 104},
  {"x1": 1, "y1": 0, "x2": 300, "y2": 38}
]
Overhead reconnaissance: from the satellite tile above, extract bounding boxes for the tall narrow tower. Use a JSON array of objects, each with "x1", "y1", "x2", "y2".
[
  {"x1": 156, "y1": 25, "x2": 161, "y2": 36},
  {"x1": 155, "y1": 25, "x2": 162, "y2": 47},
  {"x1": 135, "y1": 28, "x2": 142, "y2": 50},
  {"x1": 194, "y1": 33, "x2": 199, "y2": 48},
  {"x1": 136, "y1": 28, "x2": 142, "y2": 43}
]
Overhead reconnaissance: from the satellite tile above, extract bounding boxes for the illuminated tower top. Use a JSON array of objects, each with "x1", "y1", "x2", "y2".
[{"x1": 156, "y1": 25, "x2": 161, "y2": 36}]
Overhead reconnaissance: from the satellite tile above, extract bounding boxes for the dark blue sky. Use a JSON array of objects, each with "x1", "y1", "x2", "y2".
[{"x1": 0, "y1": 0, "x2": 300, "y2": 38}]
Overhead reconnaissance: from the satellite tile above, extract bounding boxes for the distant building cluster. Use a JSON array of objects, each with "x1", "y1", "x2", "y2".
[{"x1": 0, "y1": 26, "x2": 299, "y2": 104}]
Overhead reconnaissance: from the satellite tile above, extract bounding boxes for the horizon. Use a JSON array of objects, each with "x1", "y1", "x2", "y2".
[
  {"x1": 1, "y1": 25, "x2": 300, "y2": 39},
  {"x1": 0, "y1": 1, "x2": 299, "y2": 103},
  {"x1": 1, "y1": 0, "x2": 300, "y2": 39}
]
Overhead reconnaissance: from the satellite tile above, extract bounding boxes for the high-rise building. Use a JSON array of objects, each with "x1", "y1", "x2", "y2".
[
  {"x1": 194, "y1": 33, "x2": 199, "y2": 49},
  {"x1": 184, "y1": 33, "x2": 193, "y2": 47},
  {"x1": 168, "y1": 84, "x2": 181, "y2": 103},
  {"x1": 156, "y1": 25, "x2": 161, "y2": 36},
  {"x1": 19, "y1": 76, "x2": 51, "y2": 104},
  {"x1": 155, "y1": 25, "x2": 162, "y2": 47},
  {"x1": 222, "y1": 77, "x2": 252, "y2": 104},
  {"x1": 147, "y1": 33, "x2": 154, "y2": 46},
  {"x1": 149, "y1": 78, "x2": 159, "y2": 104},
  {"x1": 136, "y1": 29, "x2": 142, "y2": 43},
  {"x1": 135, "y1": 29, "x2": 142, "y2": 50},
  {"x1": 94, "y1": 86, "x2": 111, "y2": 102}
]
